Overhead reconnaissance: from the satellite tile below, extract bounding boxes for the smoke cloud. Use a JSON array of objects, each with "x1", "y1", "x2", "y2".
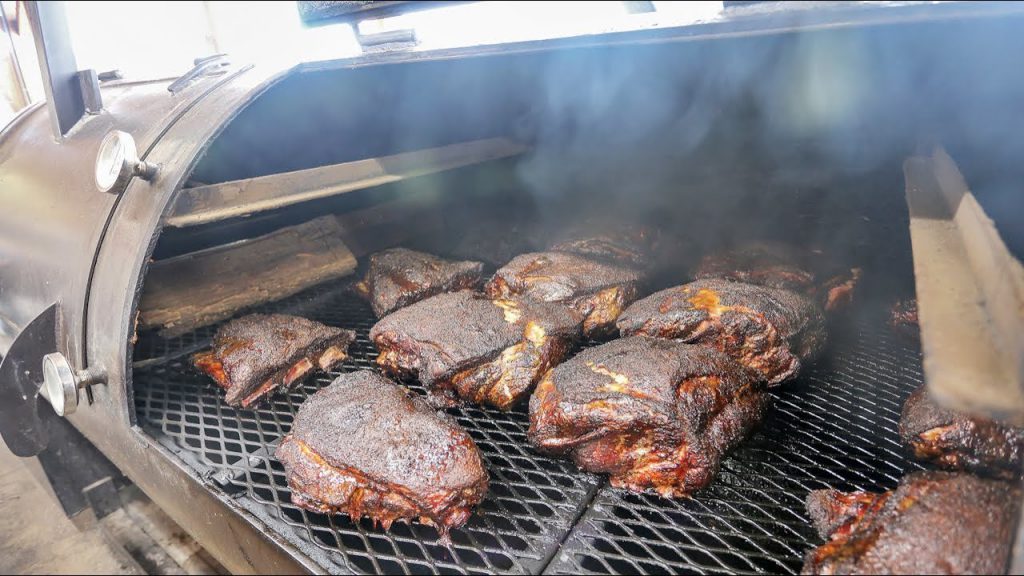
[{"x1": 508, "y1": 15, "x2": 1024, "y2": 264}]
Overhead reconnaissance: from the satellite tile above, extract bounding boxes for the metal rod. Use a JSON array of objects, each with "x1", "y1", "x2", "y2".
[
  {"x1": 25, "y1": 0, "x2": 85, "y2": 139},
  {"x1": 0, "y1": 1, "x2": 31, "y2": 108},
  {"x1": 166, "y1": 137, "x2": 528, "y2": 228}
]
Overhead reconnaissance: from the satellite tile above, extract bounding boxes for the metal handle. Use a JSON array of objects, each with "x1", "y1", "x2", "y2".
[{"x1": 168, "y1": 54, "x2": 230, "y2": 94}]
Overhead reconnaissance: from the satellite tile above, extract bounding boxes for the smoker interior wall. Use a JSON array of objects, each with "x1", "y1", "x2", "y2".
[{"x1": 181, "y1": 15, "x2": 1024, "y2": 258}]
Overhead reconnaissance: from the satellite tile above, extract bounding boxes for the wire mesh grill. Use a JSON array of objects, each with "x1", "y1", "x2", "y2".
[
  {"x1": 545, "y1": 318, "x2": 925, "y2": 575},
  {"x1": 133, "y1": 280, "x2": 925, "y2": 575},
  {"x1": 133, "y1": 286, "x2": 603, "y2": 574}
]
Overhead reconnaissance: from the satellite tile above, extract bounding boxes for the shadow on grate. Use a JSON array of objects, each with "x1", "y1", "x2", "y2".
[
  {"x1": 133, "y1": 289, "x2": 602, "y2": 575},
  {"x1": 544, "y1": 319, "x2": 925, "y2": 575}
]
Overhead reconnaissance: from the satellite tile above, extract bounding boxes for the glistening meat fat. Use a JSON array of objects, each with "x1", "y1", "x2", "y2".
[
  {"x1": 193, "y1": 313, "x2": 356, "y2": 408},
  {"x1": 888, "y1": 298, "x2": 919, "y2": 338},
  {"x1": 275, "y1": 371, "x2": 488, "y2": 537},
  {"x1": 616, "y1": 278, "x2": 825, "y2": 385},
  {"x1": 528, "y1": 336, "x2": 767, "y2": 497},
  {"x1": 370, "y1": 290, "x2": 582, "y2": 410}
]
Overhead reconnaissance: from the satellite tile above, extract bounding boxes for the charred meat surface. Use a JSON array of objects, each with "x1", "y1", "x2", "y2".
[
  {"x1": 354, "y1": 248, "x2": 483, "y2": 317},
  {"x1": 617, "y1": 279, "x2": 825, "y2": 385},
  {"x1": 803, "y1": 471, "x2": 1020, "y2": 575},
  {"x1": 370, "y1": 291, "x2": 582, "y2": 410},
  {"x1": 275, "y1": 371, "x2": 488, "y2": 537},
  {"x1": 547, "y1": 222, "x2": 658, "y2": 269},
  {"x1": 695, "y1": 242, "x2": 861, "y2": 311},
  {"x1": 529, "y1": 336, "x2": 767, "y2": 497},
  {"x1": 486, "y1": 251, "x2": 643, "y2": 337},
  {"x1": 695, "y1": 242, "x2": 817, "y2": 292},
  {"x1": 193, "y1": 314, "x2": 355, "y2": 408},
  {"x1": 900, "y1": 385, "x2": 1024, "y2": 477}
]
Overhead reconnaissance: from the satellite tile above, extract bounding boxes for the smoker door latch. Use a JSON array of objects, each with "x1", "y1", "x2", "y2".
[{"x1": 39, "y1": 353, "x2": 106, "y2": 418}]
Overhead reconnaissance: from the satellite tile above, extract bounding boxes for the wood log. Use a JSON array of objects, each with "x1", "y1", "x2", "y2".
[{"x1": 139, "y1": 215, "x2": 356, "y2": 337}]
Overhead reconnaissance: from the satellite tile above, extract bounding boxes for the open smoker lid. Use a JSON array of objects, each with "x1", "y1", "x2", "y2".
[
  {"x1": 292, "y1": 2, "x2": 1024, "y2": 55},
  {"x1": 293, "y1": 2, "x2": 1024, "y2": 31}
]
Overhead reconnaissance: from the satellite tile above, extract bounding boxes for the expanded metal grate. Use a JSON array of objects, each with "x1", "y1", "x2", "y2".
[
  {"x1": 545, "y1": 318, "x2": 925, "y2": 575},
  {"x1": 133, "y1": 281, "x2": 925, "y2": 575},
  {"x1": 134, "y1": 287, "x2": 603, "y2": 574}
]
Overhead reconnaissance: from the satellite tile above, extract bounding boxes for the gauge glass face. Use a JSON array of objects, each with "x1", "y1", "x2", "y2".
[
  {"x1": 95, "y1": 131, "x2": 131, "y2": 192},
  {"x1": 41, "y1": 356, "x2": 65, "y2": 414}
]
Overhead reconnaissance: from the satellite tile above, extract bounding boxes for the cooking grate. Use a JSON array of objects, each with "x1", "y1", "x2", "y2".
[
  {"x1": 134, "y1": 287, "x2": 604, "y2": 574},
  {"x1": 132, "y1": 283, "x2": 925, "y2": 575},
  {"x1": 544, "y1": 319, "x2": 925, "y2": 574}
]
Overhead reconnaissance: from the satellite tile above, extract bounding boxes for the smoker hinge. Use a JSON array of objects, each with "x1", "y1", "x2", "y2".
[
  {"x1": 354, "y1": 15, "x2": 418, "y2": 53},
  {"x1": 356, "y1": 28, "x2": 418, "y2": 52}
]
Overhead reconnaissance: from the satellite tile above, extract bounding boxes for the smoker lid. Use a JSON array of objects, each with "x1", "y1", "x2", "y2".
[{"x1": 295, "y1": 2, "x2": 1024, "y2": 36}]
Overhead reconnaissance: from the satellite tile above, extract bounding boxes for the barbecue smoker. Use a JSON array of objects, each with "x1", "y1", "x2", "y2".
[{"x1": 2, "y1": 1, "x2": 1023, "y2": 574}]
